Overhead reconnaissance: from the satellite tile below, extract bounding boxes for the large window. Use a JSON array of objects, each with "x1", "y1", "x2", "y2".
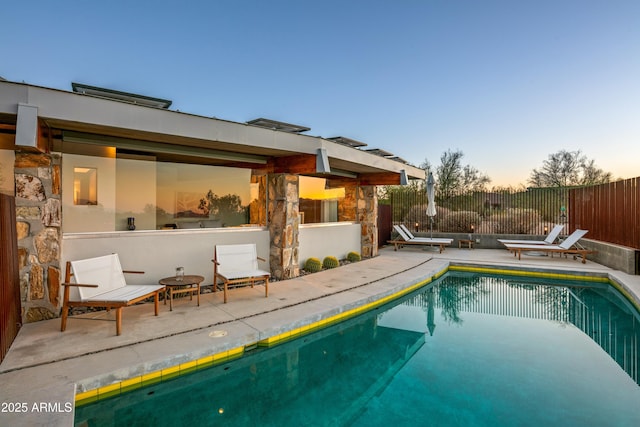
[
  {"x1": 298, "y1": 176, "x2": 345, "y2": 224},
  {"x1": 62, "y1": 148, "x2": 256, "y2": 233}
]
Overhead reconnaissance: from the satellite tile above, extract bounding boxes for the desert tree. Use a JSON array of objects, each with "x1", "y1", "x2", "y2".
[
  {"x1": 529, "y1": 150, "x2": 611, "y2": 188},
  {"x1": 421, "y1": 149, "x2": 491, "y2": 201}
]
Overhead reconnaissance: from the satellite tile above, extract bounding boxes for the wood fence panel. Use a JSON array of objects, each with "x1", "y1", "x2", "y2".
[
  {"x1": 377, "y1": 204, "x2": 392, "y2": 248},
  {"x1": 0, "y1": 193, "x2": 21, "y2": 363},
  {"x1": 570, "y1": 177, "x2": 640, "y2": 249}
]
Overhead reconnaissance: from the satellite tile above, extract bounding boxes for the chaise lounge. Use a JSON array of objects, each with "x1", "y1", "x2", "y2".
[
  {"x1": 60, "y1": 253, "x2": 164, "y2": 335},
  {"x1": 497, "y1": 224, "x2": 564, "y2": 246},
  {"x1": 388, "y1": 225, "x2": 453, "y2": 253},
  {"x1": 502, "y1": 229, "x2": 595, "y2": 263},
  {"x1": 212, "y1": 243, "x2": 270, "y2": 303}
]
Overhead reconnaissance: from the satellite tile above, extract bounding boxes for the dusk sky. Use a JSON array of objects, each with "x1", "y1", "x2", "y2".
[{"x1": 2, "y1": 0, "x2": 638, "y2": 186}]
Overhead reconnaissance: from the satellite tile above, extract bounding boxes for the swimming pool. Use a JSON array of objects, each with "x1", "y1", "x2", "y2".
[{"x1": 75, "y1": 272, "x2": 640, "y2": 426}]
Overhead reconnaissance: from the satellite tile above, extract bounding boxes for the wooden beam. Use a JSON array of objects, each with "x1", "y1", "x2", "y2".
[
  {"x1": 325, "y1": 178, "x2": 357, "y2": 188},
  {"x1": 0, "y1": 124, "x2": 15, "y2": 149},
  {"x1": 0, "y1": 134, "x2": 14, "y2": 150},
  {"x1": 358, "y1": 172, "x2": 402, "y2": 186},
  {"x1": 272, "y1": 154, "x2": 317, "y2": 174}
]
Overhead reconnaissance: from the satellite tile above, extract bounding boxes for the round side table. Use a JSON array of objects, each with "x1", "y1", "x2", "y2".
[{"x1": 158, "y1": 275, "x2": 204, "y2": 311}]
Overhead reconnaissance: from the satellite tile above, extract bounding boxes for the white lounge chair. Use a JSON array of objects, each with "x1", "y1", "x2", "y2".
[
  {"x1": 502, "y1": 229, "x2": 596, "y2": 263},
  {"x1": 61, "y1": 254, "x2": 164, "y2": 335},
  {"x1": 497, "y1": 224, "x2": 564, "y2": 246},
  {"x1": 212, "y1": 244, "x2": 270, "y2": 303},
  {"x1": 388, "y1": 225, "x2": 453, "y2": 253}
]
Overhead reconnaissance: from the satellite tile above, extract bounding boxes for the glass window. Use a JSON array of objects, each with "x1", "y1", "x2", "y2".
[
  {"x1": 299, "y1": 176, "x2": 345, "y2": 224},
  {"x1": 155, "y1": 162, "x2": 253, "y2": 229},
  {"x1": 62, "y1": 148, "x2": 255, "y2": 232},
  {"x1": 73, "y1": 167, "x2": 98, "y2": 205}
]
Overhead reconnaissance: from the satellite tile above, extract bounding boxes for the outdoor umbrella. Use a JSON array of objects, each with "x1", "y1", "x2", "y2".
[{"x1": 426, "y1": 172, "x2": 436, "y2": 238}]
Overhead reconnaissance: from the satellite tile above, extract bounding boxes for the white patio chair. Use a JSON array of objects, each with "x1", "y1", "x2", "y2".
[{"x1": 60, "y1": 253, "x2": 164, "y2": 335}]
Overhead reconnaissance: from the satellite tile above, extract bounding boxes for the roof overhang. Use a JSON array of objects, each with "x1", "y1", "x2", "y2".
[{"x1": 0, "y1": 81, "x2": 425, "y2": 183}]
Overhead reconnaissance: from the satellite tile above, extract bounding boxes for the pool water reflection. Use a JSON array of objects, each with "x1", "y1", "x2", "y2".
[{"x1": 75, "y1": 272, "x2": 640, "y2": 426}]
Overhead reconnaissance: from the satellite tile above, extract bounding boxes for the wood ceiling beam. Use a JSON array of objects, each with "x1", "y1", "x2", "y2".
[
  {"x1": 272, "y1": 154, "x2": 317, "y2": 174},
  {"x1": 0, "y1": 133, "x2": 14, "y2": 149},
  {"x1": 358, "y1": 172, "x2": 402, "y2": 186},
  {"x1": 325, "y1": 178, "x2": 357, "y2": 188}
]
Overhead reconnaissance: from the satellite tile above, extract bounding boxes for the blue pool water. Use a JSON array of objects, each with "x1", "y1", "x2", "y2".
[{"x1": 75, "y1": 273, "x2": 640, "y2": 426}]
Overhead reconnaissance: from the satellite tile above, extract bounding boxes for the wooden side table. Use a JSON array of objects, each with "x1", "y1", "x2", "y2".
[
  {"x1": 158, "y1": 275, "x2": 204, "y2": 311},
  {"x1": 458, "y1": 239, "x2": 475, "y2": 249}
]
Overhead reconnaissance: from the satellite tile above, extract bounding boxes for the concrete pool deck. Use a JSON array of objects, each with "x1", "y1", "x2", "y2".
[{"x1": 1, "y1": 246, "x2": 639, "y2": 426}]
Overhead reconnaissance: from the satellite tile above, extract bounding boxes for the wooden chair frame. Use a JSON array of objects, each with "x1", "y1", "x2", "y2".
[
  {"x1": 212, "y1": 244, "x2": 270, "y2": 304},
  {"x1": 60, "y1": 258, "x2": 162, "y2": 336}
]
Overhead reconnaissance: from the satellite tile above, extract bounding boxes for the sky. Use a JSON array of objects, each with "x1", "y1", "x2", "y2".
[{"x1": 2, "y1": 0, "x2": 639, "y2": 187}]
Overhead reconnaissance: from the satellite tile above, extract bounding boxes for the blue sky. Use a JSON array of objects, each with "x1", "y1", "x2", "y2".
[{"x1": 2, "y1": 0, "x2": 638, "y2": 186}]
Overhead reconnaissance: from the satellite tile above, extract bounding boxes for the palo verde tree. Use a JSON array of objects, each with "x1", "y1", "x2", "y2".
[
  {"x1": 421, "y1": 149, "x2": 491, "y2": 201},
  {"x1": 529, "y1": 150, "x2": 612, "y2": 188},
  {"x1": 529, "y1": 150, "x2": 612, "y2": 222}
]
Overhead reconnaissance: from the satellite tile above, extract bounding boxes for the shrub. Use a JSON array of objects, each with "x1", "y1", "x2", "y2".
[
  {"x1": 402, "y1": 204, "x2": 450, "y2": 232},
  {"x1": 322, "y1": 256, "x2": 340, "y2": 269},
  {"x1": 346, "y1": 251, "x2": 361, "y2": 262},
  {"x1": 439, "y1": 211, "x2": 481, "y2": 233},
  {"x1": 304, "y1": 257, "x2": 322, "y2": 273},
  {"x1": 492, "y1": 208, "x2": 542, "y2": 234}
]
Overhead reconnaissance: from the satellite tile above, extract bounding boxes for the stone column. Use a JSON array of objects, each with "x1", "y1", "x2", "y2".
[
  {"x1": 267, "y1": 174, "x2": 300, "y2": 280},
  {"x1": 357, "y1": 185, "x2": 378, "y2": 258},
  {"x1": 14, "y1": 152, "x2": 62, "y2": 323}
]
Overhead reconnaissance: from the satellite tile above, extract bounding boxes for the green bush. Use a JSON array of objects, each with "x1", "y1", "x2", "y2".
[
  {"x1": 402, "y1": 204, "x2": 450, "y2": 232},
  {"x1": 492, "y1": 208, "x2": 542, "y2": 234},
  {"x1": 346, "y1": 251, "x2": 361, "y2": 262},
  {"x1": 304, "y1": 257, "x2": 322, "y2": 273},
  {"x1": 322, "y1": 256, "x2": 340, "y2": 269},
  {"x1": 439, "y1": 211, "x2": 481, "y2": 233}
]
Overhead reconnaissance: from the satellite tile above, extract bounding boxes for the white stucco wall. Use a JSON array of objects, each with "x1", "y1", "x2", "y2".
[
  {"x1": 298, "y1": 222, "x2": 361, "y2": 266},
  {"x1": 61, "y1": 227, "x2": 270, "y2": 290},
  {"x1": 61, "y1": 222, "x2": 362, "y2": 299}
]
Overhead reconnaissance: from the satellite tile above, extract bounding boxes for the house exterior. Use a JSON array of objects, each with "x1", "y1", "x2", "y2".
[{"x1": 0, "y1": 80, "x2": 425, "y2": 325}]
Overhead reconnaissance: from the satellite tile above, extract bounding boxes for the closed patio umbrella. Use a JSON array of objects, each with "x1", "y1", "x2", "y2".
[{"x1": 426, "y1": 172, "x2": 436, "y2": 238}]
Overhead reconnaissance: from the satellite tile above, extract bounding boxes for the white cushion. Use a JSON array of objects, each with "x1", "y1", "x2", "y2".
[
  {"x1": 71, "y1": 254, "x2": 127, "y2": 300},
  {"x1": 216, "y1": 244, "x2": 270, "y2": 278},
  {"x1": 70, "y1": 254, "x2": 163, "y2": 302}
]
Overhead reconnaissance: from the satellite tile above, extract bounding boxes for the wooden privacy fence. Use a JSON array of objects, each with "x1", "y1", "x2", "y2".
[
  {"x1": 570, "y1": 177, "x2": 640, "y2": 250},
  {"x1": 0, "y1": 193, "x2": 21, "y2": 363},
  {"x1": 377, "y1": 204, "x2": 392, "y2": 247}
]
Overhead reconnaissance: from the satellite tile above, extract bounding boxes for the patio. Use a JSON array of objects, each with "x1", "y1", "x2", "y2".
[{"x1": 1, "y1": 246, "x2": 639, "y2": 427}]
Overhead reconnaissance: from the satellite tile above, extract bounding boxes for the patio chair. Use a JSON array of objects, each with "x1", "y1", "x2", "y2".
[
  {"x1": 388, "y1": 225, "x2": 453, "y2": 253},
  {"x1": 502, "y1": 229, "x2": 596, "y2": 263},
  {"x1": 60, "y1": 254, "x2": 164, "y2": 336},
  {"x1": 497, "y1": 224, "x2": 564, "y2": 246},
  {"x1": 212, "y1": 243, "x2": 270, "y2": 303}
]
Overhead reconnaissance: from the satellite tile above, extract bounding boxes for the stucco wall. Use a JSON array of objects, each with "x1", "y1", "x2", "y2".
[
  {"x1": 298, "y1": 222, "x2": 361, "y2": 267},
  {"x1": 61, "y1": 228, "x2": 270, "y2": 292}
]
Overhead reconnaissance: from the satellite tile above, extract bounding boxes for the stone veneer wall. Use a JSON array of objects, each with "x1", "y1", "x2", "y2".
[
  {"x1": 14, "y1": 152, "x2": 62, "y2": 323},
  {"x1": 268, "y1": 174, "x2": 300, "y2": 280},
  {"x1": 338, "y1": 183, "x2": 378, "y2": 258},
  {"x1": 357, "y1": 185, "x2": 378, "y2": 258}
]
